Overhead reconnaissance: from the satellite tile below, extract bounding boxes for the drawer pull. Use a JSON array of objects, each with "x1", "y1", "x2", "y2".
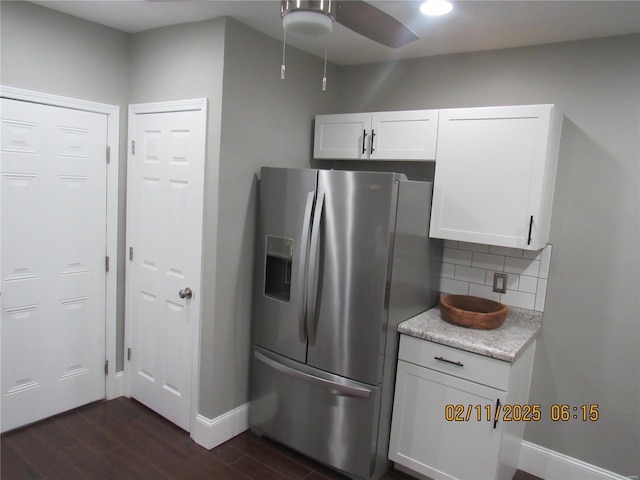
[{"x1": 434, "y1": 356, "x2": 464, "y2": 367}]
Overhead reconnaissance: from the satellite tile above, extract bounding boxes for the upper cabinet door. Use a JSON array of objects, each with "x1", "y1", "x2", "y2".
[
  {"x1": 430, "y1": 105, "x2": 563, "y2": 250},
  {"x1": 370, "y1": 110, "x2": 438, "y2": 160},
  {"x1": 314, "y1": 110, "x2": 439, "y2": 161},
  {"x1": 313, "y1": 113, "x2": 370, "y2": 159}
]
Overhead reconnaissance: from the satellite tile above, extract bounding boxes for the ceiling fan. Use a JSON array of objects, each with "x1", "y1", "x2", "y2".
[{"x1": 281, "y1": 0, "x2": 419, "y2": 49}]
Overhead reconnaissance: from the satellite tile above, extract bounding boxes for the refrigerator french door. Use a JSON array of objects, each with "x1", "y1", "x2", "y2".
[{"x1": 250, "y1": 167, "x2": 441, "y2": 480}]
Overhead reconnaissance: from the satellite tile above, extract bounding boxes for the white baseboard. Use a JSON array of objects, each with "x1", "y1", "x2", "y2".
[
  {"x1": 519, "y1": 441, "x2": 629, "y2": 480},
  {"x1": 190, "y1": 403, "x2": 249, "y2": 450}
]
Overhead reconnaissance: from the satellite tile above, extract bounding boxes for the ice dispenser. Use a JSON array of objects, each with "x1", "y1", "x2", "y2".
[{"x1": 264, "y1": 235, "x2": 293, "y2": 302}]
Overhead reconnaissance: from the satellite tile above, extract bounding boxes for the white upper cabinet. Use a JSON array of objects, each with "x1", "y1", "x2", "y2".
[
  {"x1": 429, "y1": 104, "x2": 563, "y2": 250},
  {"x1": 313, "y1": 113, "x2": 369, "y2": 160},
  {"x1": 313, "y1": 110, "x2": 439, "y2": 161}
]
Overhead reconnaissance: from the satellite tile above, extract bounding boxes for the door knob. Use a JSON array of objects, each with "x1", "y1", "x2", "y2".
[{"x1": 179, "y1": 287, "x2": 193, "y2": 299}]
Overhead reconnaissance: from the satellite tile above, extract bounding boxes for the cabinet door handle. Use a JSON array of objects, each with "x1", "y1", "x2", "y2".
[
  {"x1": 493, "y1": 398, "x2": 501, "y2": 429},
  {"x1": 527, "y1": 215, "x2": 534, "y2": 245},
  {"x1": 362, "y1": 130, "x2": 368, "y2": 155},
  {"x1": 434, "y1": 356, "x2": 463, "y2": 367},
  {"x1": 370, "y1": 129, "x2": 376, "y2": 155}
]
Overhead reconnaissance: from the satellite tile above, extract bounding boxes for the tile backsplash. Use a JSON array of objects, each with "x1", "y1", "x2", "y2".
[{"x1": 439, "y1": 240, "x2": 552, "y2": 312}]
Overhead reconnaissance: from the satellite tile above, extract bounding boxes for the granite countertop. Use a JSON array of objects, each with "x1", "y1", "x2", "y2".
[{"x1": 398, "y1": 306, "x2": 542, "y2": 363}]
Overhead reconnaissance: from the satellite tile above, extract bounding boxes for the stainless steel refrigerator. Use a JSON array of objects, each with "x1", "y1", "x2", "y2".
[{"x1": 249, "y1": 167, "x2": 442, "y2": 480}]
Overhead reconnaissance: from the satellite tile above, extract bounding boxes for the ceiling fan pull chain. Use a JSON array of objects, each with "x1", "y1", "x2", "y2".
[
  {"x1": 322, "y1": 47, "x2": 328, "y2": 91},
  {"x1": 281, "y1": 29, "x2": 287, "y2": 80}
]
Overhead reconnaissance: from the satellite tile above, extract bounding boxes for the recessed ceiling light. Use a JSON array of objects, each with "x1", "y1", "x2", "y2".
[{"x1": 420, "y1": 0, "x2": 453, "y2": 16}]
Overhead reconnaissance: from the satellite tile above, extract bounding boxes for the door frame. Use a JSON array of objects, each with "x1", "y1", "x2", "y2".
[
  {"x1": 124, "y1": 98, "x2": 207, "y2": 433},
  {"x1": 0, "y1": 86, "x2": 121, "y2": 399}
]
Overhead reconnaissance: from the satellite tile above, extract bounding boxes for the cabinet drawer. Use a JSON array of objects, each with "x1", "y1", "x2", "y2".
[{"x1": 398, "y1": 335, "x2": 510, "y2": 390}]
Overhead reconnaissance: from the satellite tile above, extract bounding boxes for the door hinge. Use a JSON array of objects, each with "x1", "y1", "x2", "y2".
[
  {"x1": 104, "y1": 359, "x2": 109, "y2": 375},
  {"x1": 127, "y1": 348, "x2": 131, "y2": 361},
  {"x1": 105, "y1": 256, "x2": 110, "y2": 272},
  {"x1": 106, "y1": 145, "x2": 111, "y2": 164},
  {"x1": 129, "y1": 247, "x2": 134, "y2": 261},
  {"x1": 131, "y1": 140, "x2": 136, "y2": 155}
]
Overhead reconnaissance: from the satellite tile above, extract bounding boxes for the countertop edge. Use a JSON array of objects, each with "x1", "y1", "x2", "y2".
[{"x1": 398, "y1": 306, "x2": 542, "y2": 363}]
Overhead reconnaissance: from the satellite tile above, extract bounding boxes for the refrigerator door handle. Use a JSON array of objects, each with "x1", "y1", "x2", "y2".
[
  {"x1": 297, "y1": 191, "x2": 315, "y2": 342},
  {"x1": 254, "y1": 350, "x2": 372, "y2": 398},
  {"x1": 306, "y1": 191, "x2": 324, "y2": 346}
]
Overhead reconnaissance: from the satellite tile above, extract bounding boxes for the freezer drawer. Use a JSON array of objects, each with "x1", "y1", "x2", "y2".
[{"x1": 249, "y1": 346, "x2": 382, "y2": 480}]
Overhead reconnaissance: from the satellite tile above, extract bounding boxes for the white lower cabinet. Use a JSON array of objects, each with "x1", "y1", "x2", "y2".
[{"x1": 389, "y1": 335, "x2": 536, "y2": 480}]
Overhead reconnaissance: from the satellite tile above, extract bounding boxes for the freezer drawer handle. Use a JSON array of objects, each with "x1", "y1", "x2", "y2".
[
  {"x1": 434, "y1": 356, "x2": 464, "y2": 367},
  {"x1": 254, "y1": 350, "x2": 372, "y2": 399}
]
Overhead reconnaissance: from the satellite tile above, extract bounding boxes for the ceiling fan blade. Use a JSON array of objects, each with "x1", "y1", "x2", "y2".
[{"x1": 336, "y1": 1, "x2": 418, "y2": 49}]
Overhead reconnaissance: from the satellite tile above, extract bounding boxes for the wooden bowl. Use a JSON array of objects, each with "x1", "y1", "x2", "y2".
[{"x1": 439, "y1": 295, "x2": 509, "y2": 330}]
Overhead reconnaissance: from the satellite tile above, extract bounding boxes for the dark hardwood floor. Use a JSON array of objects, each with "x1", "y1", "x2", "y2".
[{"x1": 1, "y1": 397, "x2": 542, "y2": 480}]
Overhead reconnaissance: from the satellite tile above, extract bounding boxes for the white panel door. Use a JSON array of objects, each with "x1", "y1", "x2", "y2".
[
  {"x1": 127, "y1": 102, "x2": 206, "y2": 432},
  {"x1": 1, "y1": 98, "x2": 107, "y2": 432}
]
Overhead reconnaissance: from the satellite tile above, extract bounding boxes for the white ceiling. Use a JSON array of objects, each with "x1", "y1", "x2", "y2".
[{"x1": 29, "y1": 0, "x2": 640, "y2": 65}]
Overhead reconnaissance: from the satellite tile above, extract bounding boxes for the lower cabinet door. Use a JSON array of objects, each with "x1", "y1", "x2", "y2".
[{"x1": 389, "y1": 360, "x2": 505, "y2": 480}]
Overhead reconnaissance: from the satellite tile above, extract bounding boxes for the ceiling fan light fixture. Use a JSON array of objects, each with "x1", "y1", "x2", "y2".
[
  {"x1": 420, "y1": 0, "x2": 453, "y2": 16},
  {"x1": 283, "y1": 10, "x2": 333, "y2": 36}
]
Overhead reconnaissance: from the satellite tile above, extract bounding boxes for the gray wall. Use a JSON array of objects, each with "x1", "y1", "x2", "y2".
[
  {"x1": 202, "y1": 18, "x2": 338, "y2": 418},
  {"x1": 0, "y1": 1, "x2": 131, "y2": 370},
  {"x1": 336, "y1": 35, "x2": 640, "y2": 476},
  {"x1": 0, "y1": 1, "x2": 129, "y2": 104}
]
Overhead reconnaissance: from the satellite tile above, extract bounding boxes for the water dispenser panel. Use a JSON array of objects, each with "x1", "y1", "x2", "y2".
[{"x1": 264, "y1": 235, "x2": 293, "y2": 302}]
